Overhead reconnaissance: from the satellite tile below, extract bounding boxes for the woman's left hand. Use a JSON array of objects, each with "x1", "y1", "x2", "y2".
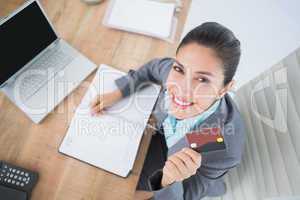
[{"x1": 161, "y1": 148, "x2": 202, "y2": 187}]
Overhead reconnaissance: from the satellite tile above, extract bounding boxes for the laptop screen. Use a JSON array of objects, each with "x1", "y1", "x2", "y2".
[{"x1": 0, "y1": 1, "x2": 57, "y2": 86}]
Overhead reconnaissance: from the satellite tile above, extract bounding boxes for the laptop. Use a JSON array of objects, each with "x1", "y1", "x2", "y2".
[{"x1": 0, "y1": 0, "x2": 97, "y2": 123}]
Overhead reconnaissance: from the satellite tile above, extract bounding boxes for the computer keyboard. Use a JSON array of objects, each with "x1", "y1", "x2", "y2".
[{"x1": 17, "y1": 42, "x2": 77, "y2": 101}]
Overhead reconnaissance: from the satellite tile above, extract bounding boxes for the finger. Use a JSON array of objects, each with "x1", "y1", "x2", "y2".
[
  {"x1": 91, "y1": 102, "x2": 104, "y2": 115},
  {"x1": 162, "y1": 167, "x2": 175, "y2": 184},
  {"x1": 163, "y1": 162, "x2": 175, "y2": 181},
  {"x1": 167, "y1": 161, "x2": 181, "y2": 181},
  {"x1": 165, "y1": 160, "x2": 182, "y2": 181},
  {"x1": 176, "y1": 151, "x2": 198, "y2": 174},
  {"x1": 94, "y1": 110, "x2": 105, "y2": 117},
  {"x1": 90, "y1": 95, "x2": 100, "y2": 107},
  {"x1": 182, "y1": 148, "x2": 202, "y2": 166},
  {"x1": 169, "y1": 155, "x2": 189, "y2": 178}
]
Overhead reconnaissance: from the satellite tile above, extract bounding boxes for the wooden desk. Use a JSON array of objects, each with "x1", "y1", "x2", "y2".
[{"x1": 0, "y1": 0, "x2": 190, "y2": 199}]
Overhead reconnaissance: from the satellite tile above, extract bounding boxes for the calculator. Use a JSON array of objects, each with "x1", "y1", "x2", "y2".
[{"x1": 0, "y1": 161, "x2": 39, "y2": 197}]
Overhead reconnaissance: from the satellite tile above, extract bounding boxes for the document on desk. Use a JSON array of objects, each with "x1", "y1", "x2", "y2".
[
  {"x1": 103, "y1": 0, "x2": 177, "y2": 42},
  {"x1": 59, "y1": 64, "x2": 161, "y2": 177}
]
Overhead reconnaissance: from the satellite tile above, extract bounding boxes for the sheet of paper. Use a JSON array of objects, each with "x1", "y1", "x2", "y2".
[
  {"x1": 59, "y1": 64, "x2": 161, "y2": 177},
  {"x1": 106, "y1": 0, "x2": 175, "y2": 38}
]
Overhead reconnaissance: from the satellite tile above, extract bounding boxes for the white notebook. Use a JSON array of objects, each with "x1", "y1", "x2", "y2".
[
  {"x1": 103, "y1": 0, "x2": 177, "y2": 41},
  {"x1": 59, "y1": 64, "x2": 161, "y2": 177}
]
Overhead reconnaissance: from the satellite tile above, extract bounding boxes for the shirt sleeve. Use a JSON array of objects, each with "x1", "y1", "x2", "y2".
[{"x1": 114, "y1": 58, "x2": 173, "y2": 98}]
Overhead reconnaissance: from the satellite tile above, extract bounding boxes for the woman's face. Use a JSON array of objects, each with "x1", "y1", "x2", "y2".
[{"x1": 166, "y1": 43, "x2": 231, "y2": 119}]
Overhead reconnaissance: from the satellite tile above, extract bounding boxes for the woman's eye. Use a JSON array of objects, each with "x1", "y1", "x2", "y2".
[
  {"x1": 197, "y1": 77, "x2": 208, "y2": 83},
  {"x1": 173, "y1": 66, "x2": 184, "y2": 74}
]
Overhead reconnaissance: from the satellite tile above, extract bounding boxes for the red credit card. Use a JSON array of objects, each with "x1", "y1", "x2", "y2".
[{"x1": 186, "y1": 128, "x2": 226, "y2": 153}]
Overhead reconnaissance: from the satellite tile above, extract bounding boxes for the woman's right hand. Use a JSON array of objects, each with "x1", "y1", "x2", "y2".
[
  {"x1": 89, "y1": 89, "x2": 123, "y2": 116},
  {"x1": 161, "y1": 148, "x2": 202, "y2": 187}
]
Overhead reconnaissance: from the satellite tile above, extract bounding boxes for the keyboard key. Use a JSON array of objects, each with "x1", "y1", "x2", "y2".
[{"x1": 19, "y1": 44, "x2": 76, "y2": 100}]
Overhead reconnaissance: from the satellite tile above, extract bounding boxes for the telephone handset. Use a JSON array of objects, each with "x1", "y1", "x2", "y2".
[{"x1": 0, "y1": 161, "x2": 38, "y2": 199}]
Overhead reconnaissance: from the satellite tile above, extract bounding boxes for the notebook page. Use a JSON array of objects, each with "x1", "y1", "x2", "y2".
[{"x1": 60, "y1": 64, "x2": 161, "y2": 177}]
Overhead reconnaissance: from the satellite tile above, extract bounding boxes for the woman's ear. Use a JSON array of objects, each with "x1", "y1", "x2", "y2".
[{"x1": 218, "y1": 80, "x2": 235, "y2": 99}]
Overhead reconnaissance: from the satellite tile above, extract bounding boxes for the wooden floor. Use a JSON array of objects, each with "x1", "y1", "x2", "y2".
[{"x1": 204, "y1": 47, "x2": 300, "y2": 200}]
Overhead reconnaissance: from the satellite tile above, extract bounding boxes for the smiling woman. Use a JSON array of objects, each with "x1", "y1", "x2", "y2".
[
  {"x1": 90, "y1": 22, "x2": 245, "y2": 200},
  {"x1": 166, "y1": 22, "x2": 241, "y2": 119}
]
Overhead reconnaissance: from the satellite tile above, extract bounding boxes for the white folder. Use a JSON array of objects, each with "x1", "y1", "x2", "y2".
[{"x1": 103, "y1": 0, "x2": 178, "y2": 42}]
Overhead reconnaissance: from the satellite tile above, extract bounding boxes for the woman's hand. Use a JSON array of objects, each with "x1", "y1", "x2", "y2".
[
  {"x1": 89, "y1": 89, "x2": 123, "y2": 116},
  {"x1": 161, "y1": 148, "x2": 202, "y2": 187}
]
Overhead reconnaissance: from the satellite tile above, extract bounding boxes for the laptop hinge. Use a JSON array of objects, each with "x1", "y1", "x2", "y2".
[
  {"x1": 53, "y1": 38, "x2": 60, "y2": 46},
  {"x1": 0, "y1": 82, "x2": 7, "y2": 89},
  {"x1": 55, "y1": 38, "x2": 61, "y2": 43}
]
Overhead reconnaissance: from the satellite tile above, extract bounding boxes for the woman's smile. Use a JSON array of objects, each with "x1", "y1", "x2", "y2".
[{"x1": 171, "y1": 94, "x2": 194, "y2": 110}]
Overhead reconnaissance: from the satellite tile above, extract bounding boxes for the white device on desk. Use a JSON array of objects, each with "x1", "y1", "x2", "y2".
[
  {"x1": 103, "y1": 0, "x2": 178, "y2": 42},
  {"x1": 0, "y1": 0, "x2": 97, "y2": 123},
  {"x1": 59, "y1": 65, "x2": 161, "y2": 177}
]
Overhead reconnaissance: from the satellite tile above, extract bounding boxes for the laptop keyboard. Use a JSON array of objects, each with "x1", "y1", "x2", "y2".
[{"x1": 17, "y1": 43, "x2": 77, "y2": 101}]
